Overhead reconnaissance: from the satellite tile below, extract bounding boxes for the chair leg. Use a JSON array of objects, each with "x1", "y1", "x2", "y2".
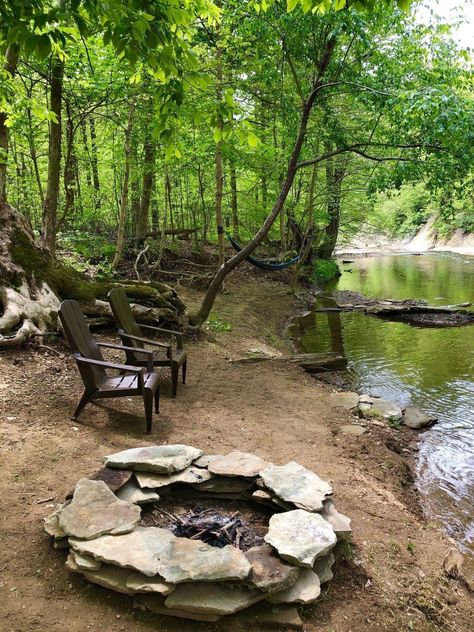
[
  {"x1": 154, "y1": 386, "x2": 160, "y2": 414},
  {"x1": 72, "y1": 390, "x2": 95, "y2": 421},
  {"x1": 170, "y1": 363, "x2": 179, "y2": 398},
  {"x1": 182, "y1": 361, "x2": 187, "y2": 385},
  {"x1": 143, "y1": 391, "x2": 153, "y2": 434}
]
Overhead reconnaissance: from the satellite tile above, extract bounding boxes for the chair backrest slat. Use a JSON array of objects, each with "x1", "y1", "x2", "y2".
[
  {"x1": 59, "y1": 300, "x2": 105, "y2": 385},
  {"x1": 108, "y1": 288, "x2": 143, "y2": 350}
]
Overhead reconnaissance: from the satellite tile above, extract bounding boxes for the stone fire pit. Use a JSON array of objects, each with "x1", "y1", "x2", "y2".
[{"x1": 45, "y1": 445, "x2": 351, "y2": 628}]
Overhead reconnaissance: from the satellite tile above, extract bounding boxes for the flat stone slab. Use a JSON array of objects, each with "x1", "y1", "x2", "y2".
[
  {"x1": 59, "y1": 479, "x2": 140, "y2": 540},
  {"x1": 105, "y1": 445, "x2": 202, "y2": 474},
  {"x1": 70, "y1": 526, "x2": 251, "y2": 582},
  {"x1": 402, "y1": 407, "x2": 437, "y2": 429},
  {"x1": 340, "y1": 424, "x2": 367, "y2": 436},
  {"x1": 135, "y1": 466, "x2": 213, "y2": 489},
  {"x1": 115, "y1": 480, "x2": 160, "y2": 505},
  {"x1": 313, "y1": 551, "x2": 335, "y2": 584},
  {"x1": 191, "y1": 476, "x2": 251, "y2": 494},
  {"x1": 268, "y1": 568, "x2": 321, "y2": 604},
  {"x1": 321, "y1": 502, "x2": 352, "y2": 538},
  {"x1": 265, "y1": 510, "x2": 336, "y2": 567},
  {"x1": 208, "y1": 451, "x2": 269, "y2": 478},
  {"x1": 125, "y1": 572, "x2": 175, "y2": 595},
  {"x1": 66, "y1": 554, "x2": 134, "y2": 594},
  {"x1": 260, "y1": 462, "x2": 332, "y2": 512},
  {"x1": 329, "y1": 391, "x2": 360, "y2": 410},
  {"x1": 70, "y1": 549, "x2": 101, "y2": 571},
  {"x1": 137, "y1": 594, "x2": 222, "y2": 622},
  {"x1": 193, "y1": 454, "x2": 222, "y2": 468},
  {"x1": 234, "y1": 603, "x2": 303, "y2": 629},
  {"x1": 245, "y1": 544, "x2": 300, "y2": 592},
  {"x1": 164, "y1": 581, "x2": 264, "y2": 615},
  {"x1": 44, "y1": 503, "x2": 67, "y2": 538},
  {"x1": 65, "y1": 468, "x2": 133, "y2": 500}
]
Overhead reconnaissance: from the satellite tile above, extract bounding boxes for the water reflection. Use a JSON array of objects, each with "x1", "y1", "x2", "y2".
[{"x1": 292, "y1": 253, "x2": 474, "y2": 554}]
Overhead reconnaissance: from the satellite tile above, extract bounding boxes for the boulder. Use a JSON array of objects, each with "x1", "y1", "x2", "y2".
[
  {"x1": 105, "y1": 445, "x2": 203, "y2": 474},
  {"x1": 402, "y1": 407, "x2": 437, "y2": 429},
  {"x1": 265, "y1": 510, "x2": 336, "y2": 567},
  {"x1": 70, "y1": 526, "x2": 251, "y2": 583},
  {"x1": 59, "y1": 479, "x2": 140, "y2": 540},
  {"x1": 115, "y1": 480, "x2": 160, "y2": 505},
  {"x1": 208, "y1": 451, "x2": 269, "y2": 478},
  {"x1": 164, "y1": 581, "x2": 264, "y2": 615},
  {"x1": 245, "y1": 544, "x2": 300, "y2": 592},
  {"x1": 135, "y1": 466, "x2": 213, "y2": 489},
  {"x1": 329, "y1": 391, "x2": 360, "y2": 410},
  {"x1": 360, "y1": 397, "x2": 402, "y2": 421},
  {"x1": 267, "y1": 568, "x2": 321, "y2": 604},
  {"x1": 259, "y1": 462, "x2": 332, "y2": 512},
  {"x1": 340, "y1": 424, "x2": 367, "y2": 436}
]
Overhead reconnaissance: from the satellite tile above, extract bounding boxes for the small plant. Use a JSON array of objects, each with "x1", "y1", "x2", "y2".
[
  {"x1": 387, "y1": 415, "x2": 402, "y2": 428},
  {"x1": 206, "y1": 315, "x2": 232, "y2": 332},
  {"x1": 407, "y1": 541, "x2": 416, "y2": 555},
  {"x1": 311, "y1": 259, "x2": 340, "y2": 285}
]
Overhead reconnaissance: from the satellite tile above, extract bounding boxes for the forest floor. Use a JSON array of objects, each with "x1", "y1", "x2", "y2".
[{"x1": 0, "y1": 273, "x2": 473, "y2": 632}]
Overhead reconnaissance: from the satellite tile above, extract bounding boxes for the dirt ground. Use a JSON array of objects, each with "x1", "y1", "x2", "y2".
[{"x1": 0, "y1": 275, "x2": 472, "y2": 632}]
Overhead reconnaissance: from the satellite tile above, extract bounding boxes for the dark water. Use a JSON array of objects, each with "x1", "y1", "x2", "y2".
[{"x1": 291, "y1": 253, "x2": 474, "y2": 554}]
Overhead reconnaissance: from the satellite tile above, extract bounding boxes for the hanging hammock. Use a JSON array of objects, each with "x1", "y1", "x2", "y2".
[{"x1": 226, "y1": 233, "x2": 301, "y2": 271}]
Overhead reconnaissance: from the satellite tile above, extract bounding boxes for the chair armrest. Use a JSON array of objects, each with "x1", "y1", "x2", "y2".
[
  {"x1": 118, "y1": 332, "x2": 170, "y2": 350},
  {"x1": 140, "y1": 324, "x2": 184, "y2": 350},
  {"x1": 97, "y1": 342, "x2": 155, "y2": 371},
  {"x1": 74, "y1": 354, "x2": 145, "y2": 374}
]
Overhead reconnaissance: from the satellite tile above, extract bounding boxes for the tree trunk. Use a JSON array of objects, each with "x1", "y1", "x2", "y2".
[
  {"x1": 316, "y1": 145, "x2": 345, "y2": 260},
  {"x1": 40, "y1": 56, "x2": 64, "y2": 254},
  {"x1": 290, "y1": 161, "x2": 318, "y2": 291},
  {"x1": 112, "y1": 105, "x2": 134, "y2": 269},
  {"x1": 60, "y1": 102, "x2": 76, "y2": 230},
  {"x1": 136, "y1": 136, "x2": 155, "y2": 241},
  {"x1": 189, "y1": 36, "x2": 336, "y2": 327},
  {"x1": 230, "y1": 158, "x2": 239, "y2": 239},
  {"x1": 0, "y1": 201, "x2": 186, "y2": 347},
  {"x1": 89, "y1": 117, "x2": 101, "y2": 210},
  {"x1": 214, "y1": 38, "x2": 225, "y2": 266},
  {"x1": 0, "y1": 45, "x2": 20, "y2": 205}
]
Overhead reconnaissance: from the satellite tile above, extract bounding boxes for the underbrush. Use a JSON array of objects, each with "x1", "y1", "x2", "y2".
[{"x1": 311, "y1": 259, "x2": 340, "y2": 285}]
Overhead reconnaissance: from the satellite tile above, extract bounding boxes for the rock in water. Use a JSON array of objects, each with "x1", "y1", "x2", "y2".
[
  {"x1": 105, "y1": 445, "x2": 203, "y2": 473},
  {"x1": 69, "y1": 526, "x2": 251, "y2": 582},
  {"x1": 245, "y1": 544, "x2": 300, "y2": 592},
  {"x1": 259, "y1": 461, "x2": 332, "y2": 512},
  {"x1": 59, "y1": 479, "x2": 140, "y2": 539},
  {"x1": 208, "y1": 451, "x2": 269, "y2": 478},
  {"x1": 134, "y1": 466, "x2": 213, "y2": 489},
  {"x1": 265, "y1": 510, "x2": 336, "y2": 567},
  {"x1": 267, "y1": 568, "x2": 321, "y2": 604},
  {"x1": 164, "y1": 582, "x2": 264, "y2": 615},
  {"x1": 360, "y1": 397, "x2": 402, "y2": 421},
  {"x1": 329, "y1": 391, "x2": 360, "y2": 410},
  {"x1": 402, "y1": 407, "x2": 437, "y2": 430}
]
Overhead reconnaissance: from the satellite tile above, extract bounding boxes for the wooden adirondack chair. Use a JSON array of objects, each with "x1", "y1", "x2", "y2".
[
  {"x1": 107, "y1": 287, "x2": 187, "y2": 397},
  {"x1": 58, "y1": 299, "x2": 160, "y2": 433}
]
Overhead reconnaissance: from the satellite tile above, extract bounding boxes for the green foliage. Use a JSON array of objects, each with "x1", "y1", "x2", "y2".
[
  {"x1": 206, "y1": 315, "x2": 232, "y2": 332},
  {"x1": 311, "y1": 259, "x2": 340, "y2": 284}
]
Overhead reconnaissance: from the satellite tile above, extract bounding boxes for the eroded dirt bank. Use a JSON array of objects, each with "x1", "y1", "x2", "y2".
[{"x1": 0, "y1": 275, "x2": 472, "y2": 632}]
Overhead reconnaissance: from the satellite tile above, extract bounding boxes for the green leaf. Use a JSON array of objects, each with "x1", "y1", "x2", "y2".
[{"x1": 247, "y1": 132, "x2": 260, "y2": 148}]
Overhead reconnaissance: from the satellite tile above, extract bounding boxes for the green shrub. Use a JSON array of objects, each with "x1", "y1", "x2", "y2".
[{"x1": 311, "y1": 259, "x2": 340, "y2": 285}]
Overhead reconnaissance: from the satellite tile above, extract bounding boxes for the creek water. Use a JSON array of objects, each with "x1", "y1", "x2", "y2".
[{"x1": 290, "y1": 252, "x2": 474, "y2": 555}]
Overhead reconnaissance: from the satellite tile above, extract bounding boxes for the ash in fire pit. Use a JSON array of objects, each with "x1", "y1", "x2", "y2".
[{"x1": 141, "y1": 498, "x2": 268, "y2": 550}]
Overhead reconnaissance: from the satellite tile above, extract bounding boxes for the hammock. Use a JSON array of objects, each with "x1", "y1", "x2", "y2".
[{"x1": 226, "y1": 233, "x2": 301, "y2": 271}]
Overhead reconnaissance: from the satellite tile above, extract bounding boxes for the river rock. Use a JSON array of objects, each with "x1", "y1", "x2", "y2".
[
  {"x1": 245, "y1": 544, "x2": 300, "y2": 592},
  {"x1": 70, "y1": 549, "x2": 101, "y2": 571},
  {"x1": 313, "y1": 551, "x2": 335, "y2": 583},
  {"x1": 208, "y1": 451, "x2": 269, "y2": 478},
  {"x1": 259, "y1": 462, "x2": 332, "y2": 512},
  {"x1": 70, "y1": 526, "x2": 251, "y2": 582},
  {"x1": 115, "y1": 480, "x2": 160, "y2": 505},
  {"x1": 267, "y1": 568, "x2": 321, "y2": 604},
  {"x1": 125, "y1": 572, "x2": 175, "y2": 595},
  {"x1": 265, "y1": 510, "x2": 337, "y2": 567},
  {"x1": 402, "y1": 407, "x2": 437, "y2": 429},
  {"x1": 360, "y1": 397, "x2": 402, "y2": 421},
  {"x1": 191, "y1": 476, "x2": 250, "y2": 494},
  {"x1": 359, "y1": 393, "x2": 373, "y2": 404},
  {"x1": 329, "y1": 391, "x2": 360, "y2": 410},
  {"x1": 44, "y1": 503, "x2": 67, "y2": 538},
  {"x1": 137, "y1": 594, "x2": 222, "y2": 622},
  {"x1": 105, "y1": 445, "x2": 203, "y2": 474},
  {"x1": 321, "y1": 502, "x2": 352, "y2": 538},
  {"x1": 59, "y1": 479, "x2": 140, "y2": 540},
  {"x1": 164, "y1": 582, "x2": 264, "y2": 615},
  {"x1": 135, "y1": 466, "x2": 213, "y2": 489}
]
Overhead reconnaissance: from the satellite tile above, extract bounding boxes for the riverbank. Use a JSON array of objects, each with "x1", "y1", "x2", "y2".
[{"x1": 0, "y1": 274, "x2": 472, "y2": 631}]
